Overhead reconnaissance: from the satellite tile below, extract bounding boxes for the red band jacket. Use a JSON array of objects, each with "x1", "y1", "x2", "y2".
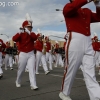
[
  {"x1": 63, "y1": 0, "x2": 100, "y2": 36},
  {"x1": 12, "y1": 32, "x2": 37, "y2": 53},
  {"x1": 34, "y1": 40, "x2": 43, "y2": 52},
  {"x1": 92, "y1": 41, "x2": 100, "y2": 51}
]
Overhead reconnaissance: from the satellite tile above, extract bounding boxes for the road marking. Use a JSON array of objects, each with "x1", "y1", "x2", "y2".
[
  {"x1": 3, "y1": 68, "x2": 100, "y2": 83},
  {"x1": 49, "y1": 74, "x2": 63, "y2": 78},
  {"x1": 40, "y1": 73, "x2": 100, "y2": 83}
]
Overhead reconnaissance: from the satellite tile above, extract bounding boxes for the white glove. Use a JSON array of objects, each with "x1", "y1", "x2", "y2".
[
  {"x1": 25, "y1": 28, "x2": 30, "y2": 34},
  {"x1": 49, "y1": 50, "x2": 51, "y2": 53},
  {"x1": 42, "y1": 49, "x2": 44, "y2": 52},
  {"x1": 94, "y1": 0, "x2": 100, "y2": 7},
  {"x1": 44, "y1": 43, "x2": 46, "y2": 46},
  {"x1": 19, "y1": 30, "x2": 24, "y2": 34}
]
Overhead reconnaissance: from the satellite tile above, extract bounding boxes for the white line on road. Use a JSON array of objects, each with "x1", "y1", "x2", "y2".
[{"x1": 41, "y1": 73, "x2": 100, "y2": 83}]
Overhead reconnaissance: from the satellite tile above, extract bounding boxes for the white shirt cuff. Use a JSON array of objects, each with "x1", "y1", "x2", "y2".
[{"x1": 87, "y1": 0, "x2": 89, "y2": 2}]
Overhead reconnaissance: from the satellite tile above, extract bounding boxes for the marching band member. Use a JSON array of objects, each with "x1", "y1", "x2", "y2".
[
  {"x1": 4, "y1": 41, "x2": 13, "y2": 70},
  {"x1": 54, "y1": 41, "x2": 59, "y2": 67},
  {"x1": 2, "y1": 49, "x2": 6, "y2": 65},
  {"x1": 12, "y1": 13, "x2": 38, "y2": 90},
  {"x1": 59, "y1": 0, "x2": 100, "y2": 100},
  {"x1": 45, "y1": 36, "x2": 53, "y2": 70},
  {"x1": 0, "y1": 39, "x2": 6, "y2": 79},
  {"x1": 51, "y1": 44, "x2": 56, "y2": 63},
  {"x1": 35, "y1": 29, "x2": 50, "y2": 75},
  {"x1": 92, "y1": 33, "x2": 100, "y2": 75},
  {"x1": 14, "y1": 42, "x2": 19, "y2": 65},
  {"x1": 54, "y1": 41, "x2": 64, "y2": 67}
]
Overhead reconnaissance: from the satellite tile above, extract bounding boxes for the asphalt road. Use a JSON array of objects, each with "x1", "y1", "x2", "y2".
[{"x1": 0, "y1": 64, "x2": 100, "y2": 100}]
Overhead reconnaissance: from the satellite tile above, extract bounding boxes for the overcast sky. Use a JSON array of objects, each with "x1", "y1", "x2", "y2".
[{"x1": 0, "y1": 0, "x2": 100, "y2": 42}]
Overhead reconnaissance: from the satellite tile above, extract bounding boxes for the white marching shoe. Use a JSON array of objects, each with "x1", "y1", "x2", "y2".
[
  {"x1": 55, "y1": 65, "x2": 57, "y2": 67},
  {"x1": 59, "y1": 92, "x2": 72, "y2": 100},
  {"x1": 45, "y1": 70, "x2": 50, "y2": 75},
  {"x1": 25, "y1": 68, "x2": 29, "y2": 72},
  {"x1": 16, "y1": 82, "x2": 21, "y2": 87},
  {"x1": 36, "y1": 72, "x2": 39, "y2": 75},
  {"x1": 5, "y1": 68, "x2": 7, "y2": 70},
  {"x1": 31, "y1": 86, "x2": 38, "y2": 90},
  {"x1": 98, "y1": 72, "x2": 100, "y2": 75}
]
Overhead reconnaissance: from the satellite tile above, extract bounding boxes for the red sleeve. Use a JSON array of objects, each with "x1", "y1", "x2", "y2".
[
  {"x1": 12, "y1": 33, "x2": 21, "y2": 42},
  {"x1": 0, "y1": 41, "x2": 6, "y2": 52},
  {"x1": 0, "y1": 39, "x2": 6, "y2": 48},
  {"x1": 63, "y1": 0, "x2": 88, "y2": 17},
  {"x1": 30, "y1": 32, "x2": 37, "y2": 41},
  {"x1": 34, "y1": 41, "x2": 43, "y2": 52},
  {"x1": 92, "y1": 42, "x2": 95, "y2": 50},
  {"x1": 2, "y1": 42, "x2": 6, "y2": 48},
  {"x1": 92, "y1": 42, "x2": 100, "y2": 51}
]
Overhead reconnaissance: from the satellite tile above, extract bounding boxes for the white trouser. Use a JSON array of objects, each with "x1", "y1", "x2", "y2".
[
  {"x1": 0, "y1": 52, "x2": 3, "y2": 74},
  {"x1": 61, "y1": 32, "x2": 100, "y2": 100},
  {"x1": 16, "y1": 51, "x2": 37, "y2": 87},
  {"x1": 52, "y1": 55, "x2": 56, "y2": 62},
  {"x1": 39, "y1": 60, "x2": 42, "y2": 66},
  {"x1": 95, "y1": 51, "x2": 99, "y2": 67},
  {"x1": 46, "y1": 52, "x2": 53, "y2": 70},
  {"x1": 15, "y1": 55, "x2": 19, "y2": 64},
  {"x1": 35, "y1": 51, "x2": 48, "y2": 73},
  {"x1": 55, "y1": 53, "x2": 59, "y2": 67},
  {"x1": 58, "y1": 54, "x2": 64, "y2": 67},
  {"x1": 2, "y1": 56, "x2": 5, "y2": 65},
  {"x1": 98, "y1": 52, "x2": 100, "y2": 67},
  {"x1": 26, "y1": 64, "x2": 28, "y2": 70},
  {"x1": 55, "y1": 53, "x2": 63, "y2": 67},
  {"x1": 5, "y1": 54, "x2": 13, "y2": 68}
]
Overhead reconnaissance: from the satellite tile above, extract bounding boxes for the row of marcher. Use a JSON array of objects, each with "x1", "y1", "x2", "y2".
[{"x1": 0, "y1": 14, "x2": 66, "y2": 90}]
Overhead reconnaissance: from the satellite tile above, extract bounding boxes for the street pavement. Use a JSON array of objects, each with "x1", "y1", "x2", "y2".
[{"x1": 0, "y1": 64, "x2": 100, "y2": 100}]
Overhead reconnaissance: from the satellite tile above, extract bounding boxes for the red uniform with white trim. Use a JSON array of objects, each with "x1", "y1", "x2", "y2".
[
  {"x1": 12, "y1": 15, "x2": 38, "y2": 89},
  {"x1": 13, "y1": 32, "x2": 37, "y2": 52},
  {"x1": 60, "y1": 0, "x2": 100, "y2": 100},
  {"x1": 92, "y1": 42, "x2": 100, "y2": 51},
  {"x1": 35, "y1": 40, "x2": 43, "y2": 52},
  {"x1": 45, "y1": 41, "x2": 51, "y2": 52},
  {"x1": 0, "y1": 39, "x2": 6, "y2": 78},
  {"x1": 35, "y1": 37, "x2": 49, "y2": 74},
  {"x1": 63, "y1": 0, "x2": 100, "y2": 36},
  {"x1": 45, "y1": 36, "x2": 53, "y2": 70}
]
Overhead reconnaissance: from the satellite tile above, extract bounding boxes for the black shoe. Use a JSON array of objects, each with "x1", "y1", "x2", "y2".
[
  {"x1": 10, "y1": 68, "x2": 13, "y2": 70},
  {"x1": 0, "y1": 75, "x2": 3, "y2": 79}
]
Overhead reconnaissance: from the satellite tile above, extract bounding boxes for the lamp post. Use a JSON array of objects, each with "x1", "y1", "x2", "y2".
[
  {"x1": 55, "y1": 9, "x2": 64, "y2": 22},
  {"x1": 0, "y1": 33, "x2": 9, "y2": 39},
  {"x1": 55, "y1": 9, "x2": 63, "y2": 11},
  {"x1": 60, "y1": 20, "x2": 64, "y2": 22}
]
